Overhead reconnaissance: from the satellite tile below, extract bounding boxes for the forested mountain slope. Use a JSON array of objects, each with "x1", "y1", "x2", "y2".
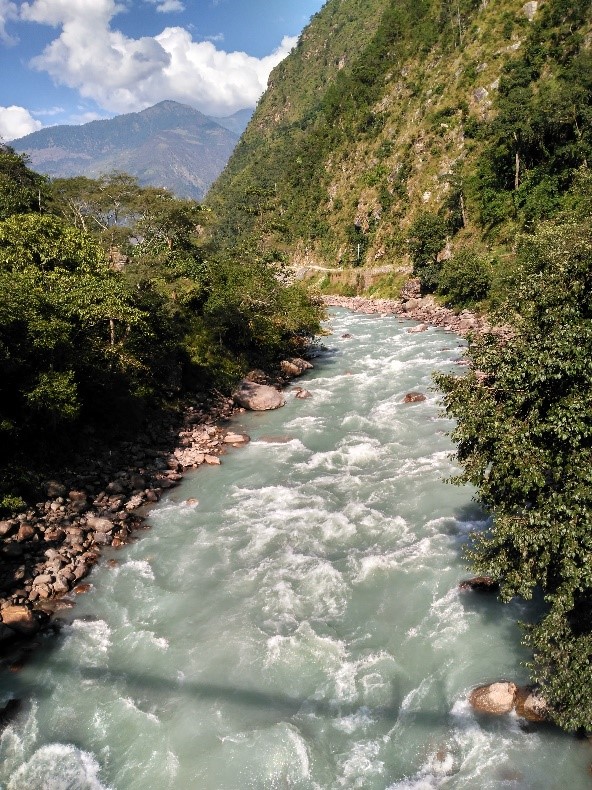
[{"x1": 208, "y1": 0, "x2": 591, "y2": 293}]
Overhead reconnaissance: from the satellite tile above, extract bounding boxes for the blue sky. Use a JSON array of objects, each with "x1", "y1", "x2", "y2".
[{"x1": 0, "y1": 0, "x2": 325, "y2": 141}]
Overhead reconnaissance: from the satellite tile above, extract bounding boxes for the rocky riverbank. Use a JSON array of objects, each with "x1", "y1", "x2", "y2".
[
  {"x1": 323, "y1": 280, "x2": 494, "y2": 337},
  {"x1": 0, "y1": 362, "x2": 312, "y2": 667},
  {"x1": 0, "y1": 396, "x2": 235, "y2": 661}
]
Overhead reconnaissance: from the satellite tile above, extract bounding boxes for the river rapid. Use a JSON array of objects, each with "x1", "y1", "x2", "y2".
[{"x1": 0, "y1": 308, "x2": 590, "y2": 789}]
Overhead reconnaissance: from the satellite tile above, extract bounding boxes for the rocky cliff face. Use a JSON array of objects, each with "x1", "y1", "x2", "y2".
[{"x1": 207, "y1": 0, "x2": 592, "y2": 282}]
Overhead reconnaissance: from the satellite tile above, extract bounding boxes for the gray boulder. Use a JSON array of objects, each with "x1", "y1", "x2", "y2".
[{"x1": 233, "y1": 381, "x2": 286, "y2": 411}]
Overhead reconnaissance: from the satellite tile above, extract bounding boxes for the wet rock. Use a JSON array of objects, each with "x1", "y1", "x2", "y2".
[
  {"x1": 280, "y1": 358, "x2": 313, "y2": 378},
  {"x1": 295, "y1": 389, "x2": 312, "y2": 400},
  {"x1": 204, "y1": 455, "x2": 221, "y2": 466},
  {"x1": 515, "y1": 686, "x2": 548, "y2": 722},
  {"x1": 185, "y1": 498, "x2": 199, "y2": 506},
  {"x1": 341, "y1": 333, "x2": 353, "y2": 339},
  {"x1": 469, "y1": 682, "x2": 517, "y2": 715},
  {"x1": 459, "y1": 576, "x2": 500, "y2": 593},
  {"x1": 73, "y1": 583, "x2": 92, "y2": 595},
  {"x1": 0, "y1": 605, "x2": 39, "y2": 635},
  {"x1": 407, "y1": 323, "x2": 429, "y2": 334},
  {"x1": 403, "y1": 392, "x2": 427, "y2": 403},
  {"x1": 223, "y1": 433, "x2": 250, "y2": 445},
  {"x1": 233, "y1": 381, "x2": 286, "y2": 411}
]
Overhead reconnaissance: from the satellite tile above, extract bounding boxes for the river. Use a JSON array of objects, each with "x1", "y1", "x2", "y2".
[{"x1": 0, "y1": 308, "x2": 590, "y2": 789}]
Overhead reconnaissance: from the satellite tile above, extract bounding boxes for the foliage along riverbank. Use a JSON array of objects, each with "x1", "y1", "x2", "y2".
[{"x1": 0, "y1": 146, "x2": 323, "y2": 517}]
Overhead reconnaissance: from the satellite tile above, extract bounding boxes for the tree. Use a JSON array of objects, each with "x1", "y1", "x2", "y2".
[
  {"x1": 407, "y1": 212, "x2": 447, "y2": 292},
  {"x1": 0, "y1": 145, "x2": 49, "y2": 219},
  {"x1": 435, "y1": 212, "x2": 592, "y2": 730},
  {"x1": 437, "y1": 248, "x2": 490, "y2": 307}
]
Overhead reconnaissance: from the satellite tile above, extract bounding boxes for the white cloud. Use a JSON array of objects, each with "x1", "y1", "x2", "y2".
[
  {"x1": 147, "y1": 0, "x2": 185, "y2": 12},
  {"x1": 0, "y1": 106, "x2": 43, "y2": 140},
  {"x1": 20, "y1": 0, "x2": 297, "y2": 116},
  {"x1": 0, "y1": 0, "x2": 18, "y2": 44}
]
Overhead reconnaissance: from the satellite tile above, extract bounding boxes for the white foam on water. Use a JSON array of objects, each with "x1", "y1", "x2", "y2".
[
  {"x1": 66, "y1": 619, "x2": 112, "y2": 667},
  {"x1": 119, "y1": 559, "x2": 155, "y2": 581},
  {"x1": 6, "y1": 743, "x2": 110, "y2": 790},
  {"x1": 298, "y1": 437, "x2": 383, "y2": 474},
  {"x1": 128, "y1": 628, "x2": 169, "y2": 652},
  {"x1": 284, "y1": 415, "x2": 324, "y2": 431},
  {"x1": 405, "y1": 588, "x2": 468, "y2": 650},
  {"x1": 120, "y1": 696, "x2": 161, "y2": 725},
  {"x1": 391, "y1": 451, "x2": 455, "y2": 481},
  {"x1": 351, "y1": 535, "x2": 447, "y2": 582},
  {"x1": 258, "y1": 552, "x2": 348, "y2": 626},
  {"x1": 337, "y1": 739, "x2": 385, "y2": 787},
  {"x1": 333, "y1": 707, "x2": 376, "y2": 735}
]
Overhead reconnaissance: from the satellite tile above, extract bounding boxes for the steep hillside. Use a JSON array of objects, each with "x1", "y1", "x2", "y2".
[
  {"x1": 208, "y1": 0, "x2": 592, "y2": 290},
  {"x1": 13, "y1": 101, "x2": 239, "y2": 200}
]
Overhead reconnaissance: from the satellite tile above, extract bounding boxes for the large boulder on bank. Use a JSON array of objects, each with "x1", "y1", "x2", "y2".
[
  {"x1": 469, "y1": 682, "x2": 517, "y2": 715},
  {"x1": 0, "y1": 605, "x2": 39, "y2": 635},
  {"x1": 233, "y1": 381, "x2": 286, "y2": 411}
]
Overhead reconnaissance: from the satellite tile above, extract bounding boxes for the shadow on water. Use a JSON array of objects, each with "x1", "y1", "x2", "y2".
[
  {"x1": 0, "y1": 656, "x2": 562, "y2": 744},
  {"x1": 0, "y1": 643, "x2": 495, "y2": 739}
]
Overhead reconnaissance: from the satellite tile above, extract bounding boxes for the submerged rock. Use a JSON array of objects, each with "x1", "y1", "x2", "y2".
[
  {"x1": 470, "y1": 681, "x2": 517, "y2": 714},
  {"x1": 233, "y1": 381, "x2": 286, "y2": 411}
]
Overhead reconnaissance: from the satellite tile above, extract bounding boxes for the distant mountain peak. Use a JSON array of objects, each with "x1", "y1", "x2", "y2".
[{"x1": 13, "y1": 101, "x2": 242, "y2": 200}]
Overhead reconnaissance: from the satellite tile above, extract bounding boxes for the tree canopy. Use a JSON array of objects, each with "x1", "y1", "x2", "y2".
[{"x1": 436, "y1": 184, "x2": 592, "y2": 730}]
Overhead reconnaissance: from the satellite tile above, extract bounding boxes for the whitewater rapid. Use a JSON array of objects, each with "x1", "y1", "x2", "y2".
[{"x1": 0, "y1": 308, "x2": 589, "y2": 789}]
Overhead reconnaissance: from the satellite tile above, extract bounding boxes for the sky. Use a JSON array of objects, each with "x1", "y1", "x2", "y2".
[{"x1": 0, "y1": 0, "x2": 325, "y2": 141}]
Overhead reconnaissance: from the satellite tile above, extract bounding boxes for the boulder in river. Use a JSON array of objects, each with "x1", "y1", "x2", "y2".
[
  {"x1": 403, "y1": 392, "x2": 426, "y2": 403},
  {"x1": 469, "y1": 682, "x2": 517, "y2": 715},
  {"x1": 233, "y1": 381, "x2": 286, "y2": 411},
  {"x1": 280, "y1": 358, "x2": 313, "y2": 378},
  {"x1": 515, "y1": 686, "x2": 548, "y2": 722}
]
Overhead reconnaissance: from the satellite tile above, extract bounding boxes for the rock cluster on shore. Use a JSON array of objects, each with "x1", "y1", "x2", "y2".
[{"x1": 322, "y1": 281, "x2": 496, "y2": 338}]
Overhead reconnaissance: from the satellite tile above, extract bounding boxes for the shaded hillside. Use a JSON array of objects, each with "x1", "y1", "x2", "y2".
[
  {"x1": 13, "y1": 101, "x2": 239, "y2": 201},
  {"x1": 208, "y1": 0, "x2": 592, "y2": 282}
]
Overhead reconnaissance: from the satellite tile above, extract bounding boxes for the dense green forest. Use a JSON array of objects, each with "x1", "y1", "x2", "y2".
[
  {"x1": 207, "y1": 0, "x2": 592, "y2": 732},
  {"x1": 0, "y1": 147, "x2": 321, "y2": 513}
]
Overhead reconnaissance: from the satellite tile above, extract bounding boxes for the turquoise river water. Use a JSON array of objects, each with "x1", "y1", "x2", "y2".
[{"x1": 0, "y1": 308, "x2": 590, "y2": 789}]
